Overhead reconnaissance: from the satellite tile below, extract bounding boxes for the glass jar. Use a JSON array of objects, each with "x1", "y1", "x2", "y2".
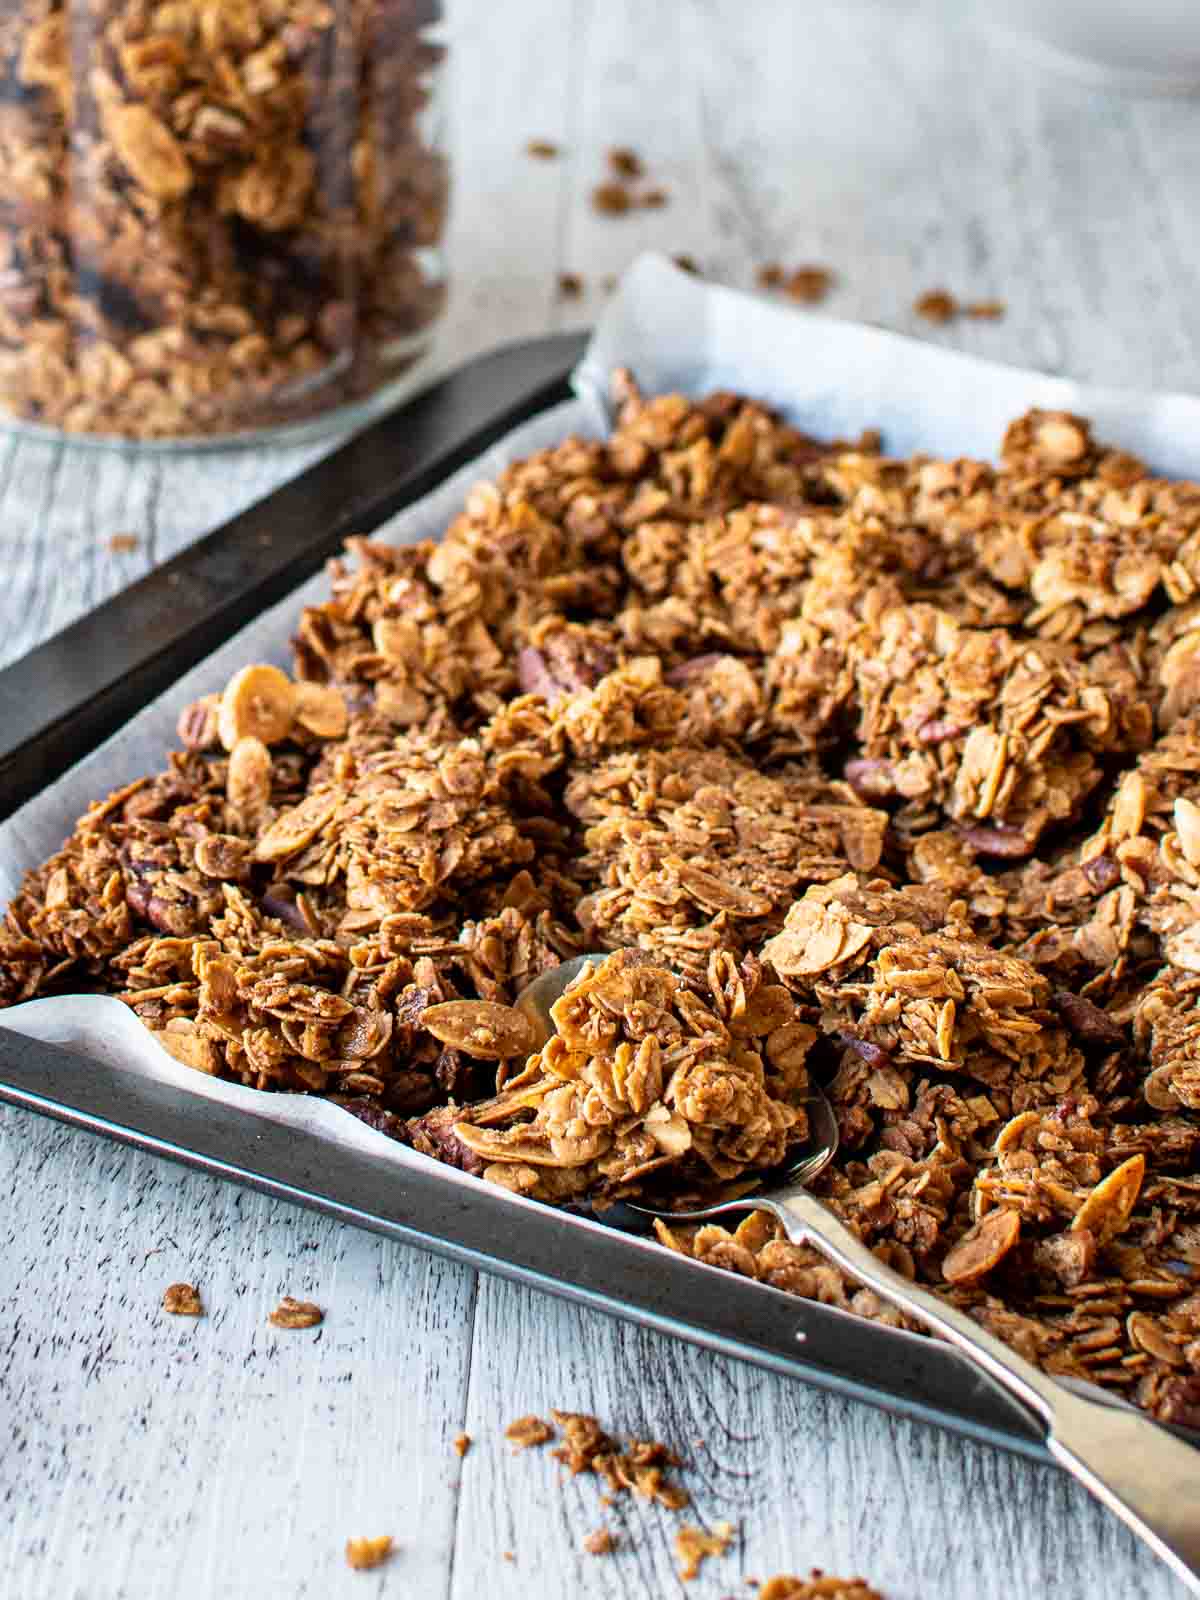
[{"x1": 0, "y1": 0, "x2": 449, "y2": 443}]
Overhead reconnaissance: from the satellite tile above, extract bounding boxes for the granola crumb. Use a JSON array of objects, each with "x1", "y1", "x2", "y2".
[
  {"x1": 672, "y1": 255, "x2": 702, "y2": 277},
  {"x1": 502, "y1": 1551, "x2": 515, "y2": 1563},
  {"x1": 756, "y1": 262, "x2": 785, "y2": 290},
  {"x1": 608, "y1": 146, "x2": 644, "y2": 180},
  {"x1": 676, "y1": 1521, "x2": 735, "y2": 1581},
  {"x1": 345, "y1": 1536, "x2": 393, "y2": 1572},
  {"x1": 964, "y1": 299, "x2": 1007, "y2": 320},
  {"x1": 785, "y1": 266, "x2": 834, "y2": 304},
  {"x1": 583, "y1": 1528, "x2": 616, "y2": 1556},
  {"x1": 914, "y1": 288, "x2": 958, "y2": 323},
  {"x1": 592, "y1": 182, "x2": 632, "y2": 216},
  {"x1": 107, "y1": 534, "x2": 140, "y2": 555},
  {"x1": 268, "y1": 1296, "x2": 324, "y2": 1329},
  {"x1": 557, "y1": 273, "x2": 585, "y2": 300},
  {"x1": 162, "y1": 1282, "x2": 203, "y2": 1317},
  {"x1": 758, "y1": 1574, "x2": 885, "y2": 1599},
  {"x1": 505, "y1": 1414, "x2": 555, "y2": 1450},
  {"x1": 526, "y1": 139, "x2": 560, "y2": 160},
  {"x1": 454, "y1": 1433, "x2": 472, "y2": 1458},
  {"x1": 641, "y1": 186, "x2": 670, "y2": 209}
]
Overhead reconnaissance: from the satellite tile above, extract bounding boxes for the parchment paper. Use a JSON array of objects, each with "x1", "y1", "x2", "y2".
[{"x1": 5, "y1": 249, "x2": 1200, "y2": 1176}]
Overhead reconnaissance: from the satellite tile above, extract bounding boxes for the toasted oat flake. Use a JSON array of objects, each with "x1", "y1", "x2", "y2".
[
  {"x1": 592, "y1": 182, "x2": 632, "y2": 216},
  {"x1": 675, "y1": 1520, "x2": 735, "y2": 1581},
  {"x1": 162, "y1": 1282, "x2": 203, "y2": 1317},
  {"x1": 583, "y1": 1528, "x2": 616, "y2": 1555},
  {"x1": 269, "y1": 1296, "x2": 324, "y2": 1329},
  {"x1": 454, "y1": 1432, "x2": 472, "y2": 1458},
  {"x1": 526, "y1": 138, "x2": 560, "y2": 159},
  {"x1": 107, "y1": 533, "x2": 139, "y2": 555},
  {"x1": 345, "y1": 1536, "x2": 393, "y2": 1572},
  {"x1": 505, "y1": 1414, "x2": 554, "y2": 1450}
]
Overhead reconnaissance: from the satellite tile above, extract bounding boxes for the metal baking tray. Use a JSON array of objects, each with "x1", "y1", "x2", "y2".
[{"x1": 0, "y1": 335, "x2": 1185, "y2": 1468}]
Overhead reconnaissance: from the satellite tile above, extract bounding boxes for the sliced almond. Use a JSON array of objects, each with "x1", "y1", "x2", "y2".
[
  {"x1": 422, "y1": 1000, "x2": 537, "y2": 1059},
  {"x1": 1071, "y1": 1153, "x2": 1145, "y2": 1242},
  {"x1": 941, "y1": 1208, "x2": 1021, "y2": 1285},
  {"x1": 217, "y1": 663, "x2": 295, "y2": 750},
  {"x1": 293, "y1": 680, "x2": 349, "y2": 740}
]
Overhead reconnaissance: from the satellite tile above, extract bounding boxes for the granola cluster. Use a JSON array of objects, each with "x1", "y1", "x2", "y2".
[
  {"x1": 0, "y1": 0, "x2": 447, "y2": 438},
  {"x1": 4, "y1": 377, "x2": 1200, "y2": 1424}
]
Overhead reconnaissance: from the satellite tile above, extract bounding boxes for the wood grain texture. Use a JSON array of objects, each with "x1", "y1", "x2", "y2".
[{"x1": 0, "y1": 2, "x2": 1197, "y2": 1596}]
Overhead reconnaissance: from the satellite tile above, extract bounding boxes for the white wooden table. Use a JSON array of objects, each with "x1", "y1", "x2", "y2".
[{"x1": 1, "y1": 4, "x2": 1197, "y2": 1596}]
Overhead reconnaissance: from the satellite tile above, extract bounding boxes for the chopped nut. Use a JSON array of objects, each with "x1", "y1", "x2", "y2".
[
  {"x1": 162, "y1": 1282, "x2": 203, "y2": 1317},
  {"x1": 269, "y1": 1296, "x2": 324, "y2": 1329},
  {"x1": 345, "y1": 1536, "x2": 393, "y2": 1572}
]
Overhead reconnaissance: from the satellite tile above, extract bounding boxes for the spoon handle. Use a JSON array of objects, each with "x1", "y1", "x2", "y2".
[{"x1": 772, "y1": 1185, "x2": 1200, "y2": 1596}]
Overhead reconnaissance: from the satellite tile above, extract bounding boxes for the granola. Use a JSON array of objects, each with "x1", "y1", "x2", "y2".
[
  {"x1": 4, "y1": 374, "x2": 1200, "y2": 1422},
  {"x1": 162, "y1": 1281, "x2": 203, "y2": 1316},
  {"x1": 344, "y1": 1535, "x2": 393, "y2": 1571},
  {"x1": 675, "y1": 1520, "x2": 735, "y2": 1581},
  {"x1": 758, "y1": 1576, "x2": 885, "y2": 1600},
  {"x1": 0, "y1": 1, "x2": 448, "y2": 438}
]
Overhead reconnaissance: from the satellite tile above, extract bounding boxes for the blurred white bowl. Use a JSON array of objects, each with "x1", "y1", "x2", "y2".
[{"x1": 980, "y1": 0, "x2": 1200, "y2": 94}]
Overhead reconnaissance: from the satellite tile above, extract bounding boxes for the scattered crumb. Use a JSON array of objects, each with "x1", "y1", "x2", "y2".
[
  {"x1": 505, "y1": 1414, "x2": 555, "y2": 1450},
  {"x1": 608, "y1": 146, "x2": 643, "y2": 180},
  {"x1": 453, "y1": 1433, "x2": 472, "y2": 1459},
  {"x1": 525, "y1": 138, "x2": 559, "y2": 159},
  {"x1": 641, "y1": 186, "x2": 669, "y2": 209},
  {"x1": 583, "y1": 1528, "x2": 616, "y2": 1556},
  {"x1": 162, "y1": 1282, "x2": 203, "y2": 1317},
  {"x1": 676, "y1": 1521, "x2": 735, "y2": 1581},
  {"x1": 345, "y1": 1536, "x2": 394, "y2": 1572},
  {"x1": 758, "y1": 1573, "x2": 886, "y2": 1599},
  {"x1": 672, "y1": 254, "x2": 701, "y2": 276},
  {"x1": 550, "y1": 1410, "x2": 689, "y2": 1509},
  {"x1": 756, "y1": 262, "x2": 784, "y2": 290},
  {"x1": 592, "y1": 182, "x2": 632, "y2": 216},
  {"x1": 268, "y1": 1295, "x2": 324, "y2": 1329},
  {"x1": 785, "y1": 266, "x2": 833, "y2": 305},
  {"x1": 964, "y1": 298, "x2": 1006, "y2": 321},
  {"x1": 601, "y1": 274, "x2": 618, "y2": 294},
  {"x1": 107, "y1": 533, "x2": 139, "y2": 554},
  {"x1": 914, "y1": 288, "x2": 958, "y2": 324},
  {"x1": 502, "y1": 1551, "x2": 515, "y2": 1563},
  {"x1": 557, "y1": 272, "x2": 584, "y2": 300}
]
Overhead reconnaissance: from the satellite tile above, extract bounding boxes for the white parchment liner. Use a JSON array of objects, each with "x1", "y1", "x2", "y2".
[{"x1": 6, "y1": 250, "x2": 1200, "y2": 1185}]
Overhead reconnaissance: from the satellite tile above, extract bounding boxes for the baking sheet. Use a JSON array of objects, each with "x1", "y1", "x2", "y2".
[{"x1": 4, "y1": 252, "x2": 1200, "y2": 1439}]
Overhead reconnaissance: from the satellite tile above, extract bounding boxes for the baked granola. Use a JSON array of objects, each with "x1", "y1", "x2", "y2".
[
  {"x1": 4, "y1": 375, "x2": 1200, "y2": 1423},
  {"x1": 0, "y1": 0, "x2": 448, "y2": 438}
]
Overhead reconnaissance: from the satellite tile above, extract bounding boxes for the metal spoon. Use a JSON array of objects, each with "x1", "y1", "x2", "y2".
[{"x1": 517, "y1": 955, "x2": 1200, "y2": 1597}]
